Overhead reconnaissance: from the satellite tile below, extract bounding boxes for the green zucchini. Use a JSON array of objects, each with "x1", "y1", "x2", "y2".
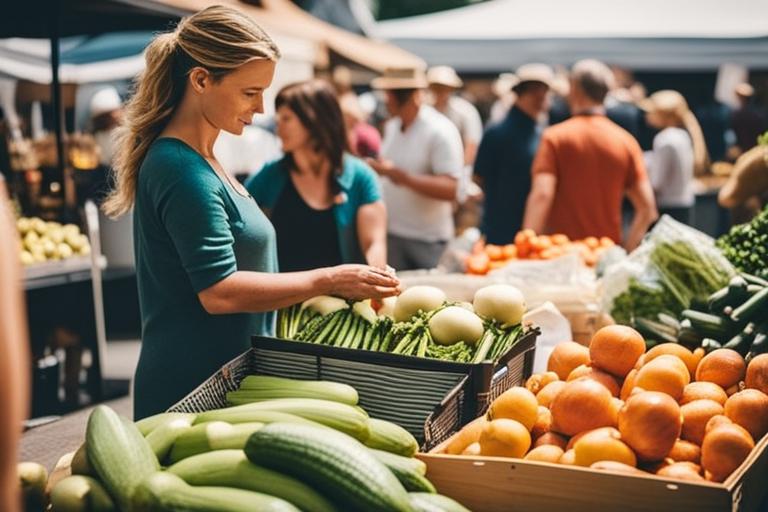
[
  {"x1": 85, "y1": 406, "x2": 159, "y2": 511},
  {"x1": 234, "y1": 376, "x2": 359, "y2": 405},
  {"x1": 681, "y1": 310, "x2": 730, "y2": 339},
  {"x1": 369, "y1": 449, "x2": 435, "y2": 493},
  {"x1": 195, "y1": 399, "x2": 370, "y2": 441},
  {"x1": 168, "y1": 449, "x2": 337, "y2": 512},
  {"x1": 731, "y1": 287, "x2": 768, "y2": 323},
  {"x1": 723, "y1": 323, "x2": 756, "y2": 356},
  {"x1": 408, "y1": 492, "x2": 471, "y2": 512},
  {"x1": 50, "y1": 475, "x2": 116, "y2": 511},
  {"x1": 168, "y1": 422, "x2": 264, "y2": 463},
  {"x1": 364, "y1": 418, "x2": 419, "y2": 457},
  {"x1": 145, "y1": 415, "x2": 194, "y2": 463},
  {"x1": 245, "y1": 422, "x2": 411, "y2": 512},
  {"x1": 135, "y1": 412, "x2": 196, "y2": 437},
  {"x1": 701, "y1": 338, "x2": 723, "y2": 352},
  {"x1": 131, "y1": 472, "x2": 299, "y2": 512},
  {"x1": 742, "y1": 273, "x2": 768, "y2": 287},
  {"x1": 747, "y1": 332, "x2": 768, "y2": 362}
]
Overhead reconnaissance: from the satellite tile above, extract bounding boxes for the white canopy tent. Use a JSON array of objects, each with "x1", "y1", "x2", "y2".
[{"x1": 374, "y1": 0, "x2": 768, "y2": 72}]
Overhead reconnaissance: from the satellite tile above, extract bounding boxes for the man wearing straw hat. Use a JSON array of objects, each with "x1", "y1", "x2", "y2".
[
  {"x1": 367, "y1": 67, "x2": 464, "y2": 271},
  {"x1": 475, "y1": 63, "x2": 554, "y2": 245}
]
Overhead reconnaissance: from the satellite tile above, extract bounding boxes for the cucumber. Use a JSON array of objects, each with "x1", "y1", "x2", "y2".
[
  {"x1": 364, "y1": 418, "x2": 419, "y2": 457},
  {"x1": 132, "y1": 472, "x2": 299, "y2": 512},
  {"x1": 236, "y1": 376, "x2": 358, "y2": 405},
  {"x1": 168, "y1": 422, "x2": 264, "y2": 463},
  {"x1": 50, "y1": 475, "x2": 116, "y2": 511},
  {"x1": 86, "y1": 406, "x2": 159, "y2": 511},
  {"x1": 681, "y1": 310, "x2": 731, "y2": 339},
  {"x1": 707, "y1": 286, "x2": 731, "y2": 313},
  {"x1": 369, "y1": 449, "x2": 435, "y2": 493},
  {"x1": 245, "y1": 422, "x2": 411, "y2": 512},
  {"x1": 196, "y1": 399, "x2": 370, "y2": 441},
  {"x1": 135, "y1": 412, "x2": 197, "y2": 437},
  {"x1": 634, "y1": 317, "x2": 678, "y2": 343},
  {"x1": 701, "y1": 338, "x2": 723, "y2": 352},
  {"x1": 723, "y1": 323, "x2": 757, "y2": 356},
  {"x1": 731, "y1": 287, "x2": 768, "y2": 323},
  {"x1": 168, "y1": 450, "x2": 338, "y2": 512},
  {"x1": 742, "y1": 273, "x2": 768, "y2": 287},
  {"x1": 747, "y1": 332, "x2": 768, "y2": 362},
  {"x1": 409, "y1": 492, "x2": 471, "y2": 512},
  {"x1": 145, "y1": 415, "x2": 194, "y2": 462}
]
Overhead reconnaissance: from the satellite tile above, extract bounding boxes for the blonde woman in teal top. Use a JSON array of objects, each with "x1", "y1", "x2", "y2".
[
  {"x1": 102, "y1": 7, "x2": 400, "y2": 419},
  {"x1": 246, "y1": 80, "x2": 387, "y2": 272}
]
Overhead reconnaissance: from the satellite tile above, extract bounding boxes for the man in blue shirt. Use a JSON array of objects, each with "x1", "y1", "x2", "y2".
[{"x1": 475, "y1": 64, "x2": 554, "y2": 244}]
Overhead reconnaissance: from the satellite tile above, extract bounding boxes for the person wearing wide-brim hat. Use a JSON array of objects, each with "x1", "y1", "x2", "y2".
[
  {"x1": 474, "y1": 63, "x2": 554, "y2": 245},
  {"x1": 638, "y1": 89, "x2": 708, "y2": 225},
  {"x1": 367, "y1": 67, "x2": 464, "y2": 271},
  {"x1": 427, "y1": 66, "x2": 483, "y2": 167}
]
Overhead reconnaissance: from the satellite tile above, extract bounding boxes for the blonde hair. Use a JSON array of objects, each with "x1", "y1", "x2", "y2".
[
  {"x1": 103, "y1": 5, "x2": 280, "y2": 218},
  {"x1": 644, "y1": 90, "x2": 710, "y2": 175}
]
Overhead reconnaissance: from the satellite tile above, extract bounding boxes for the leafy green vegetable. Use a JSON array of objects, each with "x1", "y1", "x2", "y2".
[{"x1": 717, "y1": 206, "x2": 768, "y2": 279}]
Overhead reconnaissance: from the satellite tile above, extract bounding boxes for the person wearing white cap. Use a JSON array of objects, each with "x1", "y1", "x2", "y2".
[
  {"x1": 89, "y1": 86, "x2": 123, "y2": 166},
  {"x1": 427, "y1": 66, "x2": 483, "y2": 167},
  {"x1": 475, "y1": 63, "x2": 554, "y2": 244},
  {"x1": 367, "y1": 67, "x2": 464, "y2": 270}
]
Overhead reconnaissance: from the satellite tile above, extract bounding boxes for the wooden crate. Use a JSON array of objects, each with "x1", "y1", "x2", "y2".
[{"x1": 419, "y1": 434, "x2": 768, "y2": 512}]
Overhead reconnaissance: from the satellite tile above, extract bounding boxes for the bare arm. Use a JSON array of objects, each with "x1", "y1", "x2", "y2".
[
  {"x1": 624, "y1": 178, "x2": 659, "y2": 251},
  {"x1": 367, "y1": 158, "x2": 458, "y2": 201},
  {"x1": 0, "y1": 186, "x2": 30, "y2": 512},
  {"x1": 198, "y1": 264, "x2": 400, "y2": 315},
  {"x1": 463, "y1": 141, "x2": 478, "y2": 167},
  {"x1": 356, "y1": 201, "x2": 388, "y2": 268},
  {"x1": 522, "y1": 173, "x2": 557, "y2": 233}
]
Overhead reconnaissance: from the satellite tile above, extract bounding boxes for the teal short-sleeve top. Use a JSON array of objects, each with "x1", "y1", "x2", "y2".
[
  {"x1": 132, "y1": 138, "x2": 278, "y2": 419},
  {"x1": 245, "y1": 154, "x2": 381, "y2": 264}
]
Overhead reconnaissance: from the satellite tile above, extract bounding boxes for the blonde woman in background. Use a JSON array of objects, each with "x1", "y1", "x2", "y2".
[
  {"x1": 103, "y1": 6, "x2": 399, "y2": 419},
  {"x1": 0, "y1": 179, "x2": 30, "y2": 512},
  {"x1": 640, "y1": 90, "x2": 709, "y2": 224}
]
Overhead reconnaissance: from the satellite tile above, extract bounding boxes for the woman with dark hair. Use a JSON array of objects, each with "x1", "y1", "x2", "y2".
[{"x1": 246, "y1": 79, "x2": 387, "y2": 271}]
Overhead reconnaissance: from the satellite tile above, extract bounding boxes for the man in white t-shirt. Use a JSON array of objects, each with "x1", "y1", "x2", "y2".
[{"x1": 367, "y1": 68, "x2": 464, "y2": 271}]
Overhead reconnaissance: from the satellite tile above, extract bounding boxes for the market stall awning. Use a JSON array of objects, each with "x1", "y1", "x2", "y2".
[
  {"x1": 156, "y1": 0, "x2": 425, "y2": 72},
  {"x1": 374, "y1": 0, "x2": 768, "y2": 72}
]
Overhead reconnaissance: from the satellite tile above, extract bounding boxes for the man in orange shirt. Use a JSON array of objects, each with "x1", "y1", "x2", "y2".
[{"x1": 522, "y1": 60, "x2": 658, "y2": 251}]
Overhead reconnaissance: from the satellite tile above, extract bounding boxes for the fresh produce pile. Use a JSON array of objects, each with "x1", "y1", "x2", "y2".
[
  {"x1": 465, "y1": 229, "x2": 615, "y2": 275},
  {"x1": 16, "y1": 216, "x2": 91, "y2": 266},
  {"x1": 610, "y1": 226, "x2": 734, "y2": 330},
  {"x1": 276, "y1": 284, "x2": 528, "y2": 364},
  {"x1": 438, "y1": 325, "x2": 768, "y2": 484},
  {"x1": 634, "y1": 273, "x2": 768, "y2": 359},
  {"x1": 718, "y1": 206, "x2": 768, "y2": 280},
  {"x1": 33, "y1": 376, "x2": 469, "y2": 512}
]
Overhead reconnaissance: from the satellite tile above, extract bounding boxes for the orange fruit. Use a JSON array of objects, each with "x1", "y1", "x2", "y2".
[
  {"x1": 692, "y1": 347, "x2": 706, "y2": 371},
  {"x1": 525, "y1": 371, "x2": 559, "y2": 395},
  {"x1": 620, "y1": 369, "x2": 638, "y2": 401},
  {"x1": 550, "y1": 379, "x2": 617, "y2": 436},
  {"x1": 488, "y1": 387, "x2": 539, "y2": 430},
  {"x1": 574, "y1": 428, "x2": 637, "y2": 467},
  {"x1": 462, "y1": 442, "x2": 481, "y2": 456},
  {"x1": 589, "y1": 325, "x2": 646, "y2": 378},
  {"x1": 559, "y1": 449, "x2": 576, "y2": 465},
  {"x1": 745, "y1": 354, "x2": 768, "y2": 395},
  {"x1": 618, "y1": 391, "x2": 682, "y2": 462},
  {"x1": 548, "y1": 342, "x2": 591, "y2": 380},
  {"x1": 524, "y1": 445, "x2": 564, "y2": 463},
  {"x1": 531, "y1": 406, "x2": 553, "y2": 439},
  {"x1": 681, "y1": 399, "x2": 725, "y2": 445},
  {"x1": 567, "y1": 365, "x2": 621, "y2": 397},
  {"x1": 656, "y1": 461, "x2": 705, "y2": 481},
  {"x1": 724, "y1": 389, "x2": 768, "y2": 442},
  {"x1": 705, "y1": 415, "x2": 733, "y2": 436},
  {"x1": 466, "y1": 253, "x2": 490, "y2": 275},
  {"x1": 479, "y1": 419, "x2": 531, "y2": 458},
  {"x1": 633, "y1": 355, "x2": 690, "y2": 401},
  {"x1": 599, "y1": 236, "x2": 615, "y2": 248},
  {"x1": 590, "y1": 461, "x2": 645, "y2": 475},
  {"x1": 611, "y1": 398, "x2": 624, "y2": 419},
  {"x1": 445, "y1": 416, "x2": 487, "y2": 455},
  {"x1": 502, "y1": 244, "x2": 517, "y2": 260},
  {"x1": 645, "y1": 343, "x2": 698, "y2": 378},
  {"x1": 584, "y1": 236, "x2": 600, "y2": 249},
  {"x1": 726, "y1": 384, "x2": 740, "y2": 396},
  {"x1": 537, "y1": 381, "x2": 567, "y2": 408},
  {"x1": 567, "y1": 426, "x2": 620, "y2": 451},
  {"x1": 668, "y1": 439, "x2": 701, "y2": 464},
  {"x1": 552, "y1": 234, "x2": 570, "y2": 246},
  {"x1": 534, "y1": 432, "x2": 568, "y2": 450},
  {"x1": 701, "y1": 423, "x2": 755, "y2": 482},
  {"x1": 695, "y1": 349, "x2": 746, "y2": 390},
  {"x1": 680, "y1": 382, "x2": 728, "y2": 406},
  {"x1": 484, "y1": 244, "x2": 504, "y2": 261}
]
